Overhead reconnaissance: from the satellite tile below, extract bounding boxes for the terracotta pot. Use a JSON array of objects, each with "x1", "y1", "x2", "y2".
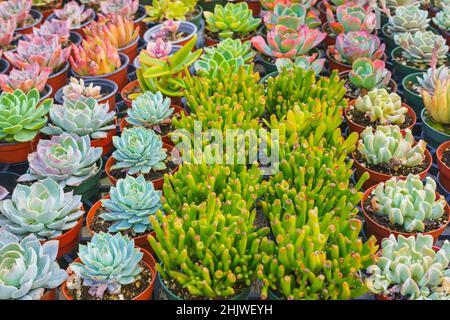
[
  {"x1": 41, "y1": 213, "x2": 84, "y2": 258},
  {"x1": 118, "y1": 36, "x2": 140, "y2": 65},
  {"x1": 91, "y1": 118, "x2": 117, "y2": 156},
  {"x1": 144, "y1": 21, "x2": 197, "y2": 47},
  {"x1": 105, "y1": 144, "x2": 179, "y2": 188},
  {"x1": 121, "y1": 80, "x2": 140, "y2": 108},
  {"x1": 16, "y1": 9, "x2": 43, "y2": 35},
  {"x1": 71, "y1": 53, "x2": 129, "y2": 92},
  {"x1": 34, "y1": 0, "x2": 63, "y2": 20},
  {"x1": 41, "y1": 289, "x2": 57, "y2": 300},
  {"x1": 0, "y1": 136, "x2": 39, "y2": 164},
  {"x1": 437, "y1": 141, "x2": 450, "y2": 193},
  {"x1": 119, "y1": 105, "x2": 186, "y2": 145},
  {"x1": 47, "y1": 62, "x2": 69, "y2": 96},
  {"x1": 344, "y1": 100, "x2": 416, "y2": 136},
  {"x1": 134, "y1": 5, "x2": 147, "y2": 38},
  {"x1": 86, "y1": 196, "x2": 155, "y2": 254},
  {"x1": 317, "y1": 0, "x2": 328, "y2": 23},
  {"x1": 60, "y1": 247, "x2": 157, "y2": 300},
  {"x1": 361, "y1": 184, "x2": 450, "y2": 244},
  {"x1": 353, "y1": 148, "x2": 433, "y2": 190}
]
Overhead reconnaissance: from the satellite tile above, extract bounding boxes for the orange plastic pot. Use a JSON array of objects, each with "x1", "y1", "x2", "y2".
[
  {"x1": 90, "y1": 118, "x2": 117, "y2": 156},
  {"x1": 121, "y1": 80, "x2": 140, "y2": 108},
  {"x1": 47, "y1": 62, "x2": 69, "y2": 96},
  {"x1": 16, "y1": 9, "x2": 43, "y2": 35},
  {"x1": 41, "y1": 289, "x2": 57, "y2": 300},
  {"x1": 352, "y1": 148, "x2": 433, "y2": 190},
  {"x1": 105, "y1": 144, "x2": 179, "y2": 188},
  {"x1": 60, "y1": 247, "x2": 157, "y2": 300},
  {"x1": 118, "y1": 37, "x2": 140, "y2": 65},
  {"x1": 437, "y1": 141, "x2": 450, "y2": 193},
  {"x1": 344, "y1": 100, "x2": 416, "y2": 136},
  {"x1": 322, "y1": 23, "x2": 336, "y2": 46},
  {"x1": 361, "y1": 183, "x2": 450, "y2": 244},
  {"x1": 72, "y1": 53, "x2": 129, "y2": 92},
  {"x1": 134, "y1": 5, "x2": 147, "y2": 38},
  {"x1": 41, "y1": 213, "x2": 83, "y2": 258},
  {"x1": 0, "y1": 136, "x2": 39, "y2": 164},
  {"x1": 86, "y1": 196, "x2": 156, "y2": 255}
]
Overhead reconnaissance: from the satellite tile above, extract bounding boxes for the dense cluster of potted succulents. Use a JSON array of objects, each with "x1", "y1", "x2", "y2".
[{"x1": 0, "y1": 0, "x2": 449, "y2": 301}]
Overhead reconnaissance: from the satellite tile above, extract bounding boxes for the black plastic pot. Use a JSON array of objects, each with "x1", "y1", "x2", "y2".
[
  {"x1": 0, "y1": 59, "x2": 9, "y2": 75},
  {"x1": 40, "y1": 84, "x2": 53, "y2": 102},
  {"x1": 15, "y1": 9, "x2": 43, "y2": 34},
  {"x1": 198, "y1": 0, "x2": 227, "y2": 12},
  {"x1": 0, "y1": 172, "x2": 19, "y2": 198},
  {"x1": 69, "y1": 31, "x2": 82, "y2": 46},
  {"x1": 54, "y1": 78, "x2": 118, "y2": 105}
]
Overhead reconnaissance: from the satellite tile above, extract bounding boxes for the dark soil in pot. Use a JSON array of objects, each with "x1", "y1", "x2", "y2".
[
  {"x1": 423, "y1": 110, "x2": 450, "y2": 136},
  {"x1": 443, "y1": 149, "x2": 450, "y2": 168},
  {"x1": 16, "y1": 9, "x2": 42, "y2": 34},
  {"x1": 109, "y1": 158, "x2": 178, "y2": 182},
  {"x1": 393, "y1": 47, "x2": 449, "y2": 71},
  {"x1": 347, "y1": 109, "x2": 414, "y2": 130},
  {"x1": 204, "y1": 29, "x2": 257, "y2": 42},
  {"x1": 67, "y1": 261, "x2": 152, "y2": 300},
  {"x1": 354, "y1": 150, "x2": 430, "y2": 177},
  {"x1": 340, "y1": 72, "x2": 397, "y2": 99}
]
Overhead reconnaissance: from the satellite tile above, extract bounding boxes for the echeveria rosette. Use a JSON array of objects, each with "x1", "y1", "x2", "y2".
[
  {"x1": 0, "y1": 229, "x2": 67, "y2": 300},
  {"x1": 4, "y1": 34, "x2": 70, "y2": 72},
  {"x1": 386, "y1": 5, "x2": 430, "y2": 35},
  {"x1": 67, "y1": 232, "x2": 143, "y2": 298},
  {"x1": 202, "y1": 38, "x2": 255, "y2": 64},
  {"x1": 251, "y1": 24, "x2": 325, "y2": 60},
  {"x1": 62, "y1": 77, "x2": 103, "y2": 101},
  {"x1": 111, "y1": 127, "x2": 167, "y2": 176},
  {"x1": 0, "y1": 0, "x2": 31, "y2": 27},
  {"x1": 0, "y1": 17, "x2": 17, "y2": 50},
  {"x1": 41, "y1": 97, "x2": 116, "y2": 139},
  {"x1": 0, "y1": 178, "x2": 84, "y2": 239},
  {"x1": 33, "y1": 19, "x2": 71, "y2": 46},
  {"x1": 264, "y1": 3, "x2": 321, "y2": 30},
  {"x1": 54, "y1": 1, "x2": 94, "y2": 28},
  {"x1": 349, "y1": 58, "x2": 391, "y2": 91},
  {"x1": 433, "y1": 6, "x2": 450, "y2": 32},
  {"x1": 418, "y1": 64, "x2": 449, "y2": 95},
  {"x1": 100, "y1": 0, "x2": 139, "y2": 18},
  {"x1": 0, "y1": 63, "x2": 52, "y2": 94},
  {"x1": 142, "y1": 38, "x2": 172, "y2": 59},
  {"x1": 275, "y1": 55, "x2": 325, "y2": 75},
  {"x1": 329, "y1": 31, "x2": 385, "y2": 65},
  {"x1": 370, "y1": 174, "x2": 447, "y2": 232},
  {"x1": 367, "y1": 234, "x2": 450, "y2": 300},
  {"x1": 0, "y1": 89, "x2": 51, "y2": 143},
  {"x1": 126, "y1": 91, "x2": 173, "y2": 131},
  {"x1": 18, "y1": 133, "x2": 102, "y2": 188},
  {"x1": 326, "y1": 4, "x2": 377, "y2": 35},
  {"x1": 100, "y1": 175, "x2": 162, "y2": 234}
]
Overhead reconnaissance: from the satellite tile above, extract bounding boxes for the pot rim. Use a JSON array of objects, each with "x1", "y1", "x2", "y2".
[
  {"x1": 69, "y1": 31, "x2": 82, "y2": 46},
  {"x1": 133, "y1": 4, "x2": 147, "y2": 24},
  {"x1": 391, "y1": 46, "x2": 428, "y2": 73},
  {"x1": 49, "y1": 61, "x2": 69, "y2": 79},
  {"x1": 54, "y1": 78, "x2": 118, "y2": 105},
  {"x1": 421, "y1": 108, "x2": 450, "y2": 139},
  {"x1": 436, "y1": 140, "x2": 450, "y2": 168},
  {"x1": 16, "y1": 9, "x2": 43, "y2": 31},
  {"x1": 118, "y1": 35, "x2": 140, "y2": 52},
  {"x1": 72, "y1": 53, "x2": 129, "y2": 80},
  {"x1": 143, "y1": 21, "x2": 198, "y2": 45},
  {"x1": 0, "y1": 58, "x2": 10, "y2": 74},
  {"x1": 401, "y1": 72, "x2": 423, "y2": 97}
]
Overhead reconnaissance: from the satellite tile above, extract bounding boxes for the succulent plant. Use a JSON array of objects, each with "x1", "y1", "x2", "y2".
[
  {"x1": 67, "y1": 232, "x2": 143, "y2": 299},
  {"x1": 18, "y1": 133, "x2": 102, "y2": 187},
  {"x1": 32, "y1": 0, "x2": 59, "y2": 8},
  {"x1": 69, "y1": 38, "x2": 121, "y2": 76},
  {"x1": 111, "y1": 127, "x2": 168, "y2": 176},
  {"x1": 386, "y1": 5, "x2": 430, "y2": 36},
  {"x1": 126, "y1": 91, "x2": 174, "y2": 132},
  {"x1": 423, "y1": 79, "x2": 450, "y2": 126},
  {"x1": 41, "y1": 97, "x2": 116, "y2": 139},
  {"x1": 0, "y1": 229, "x2": 67, "y2": 300},
  {"x1": 100, "y1": 0, "x2": 139, "y2": 17},
  {"x1": 0, "y1": 17, "x2": 17, "y2": 50},
  {"x1": 142, "y1": 38, "x2": 172, "y2": 59},
  {"x1": 54, "y1": 1, "x2": 94, "y2": 28},
  {"x1": 326, "y1": 4, "x2": 377, "y2": 35},
  {"x1": 421, "y1": 0, "x2": 450, "y2": 9},
  {"x1": 100, "y1": 175, "x2": 162, "y2": 234},
  {"x1": 251, "y1": 24, "x2": 325, "y2": 60},
  {"x1": 433, "y1": 6, "x2": 450, "y2": 32},
  {"x1": 367, "y1": 234, "x2": 450, "y2": 299},
  {"x1": 0, "y1": 63, "x2": 52, "y2": 93},
  {"x1": 204, "y1": 2, "x2": 261, "y2": 41},
  {"x1": 203, "y1": 38, "x2": 255, "y2": 63},
  {"x1": 418, "y1": 64, "x2": 449, "y2": 95},
  {"x1": 275, "y1": 55, "x2": 325, "y2": 75},
  {"x1": 264, "y1": 3, "x2": 321, "y2": 30},
  {"x1": 348, "y1": 58, "x2": 392, "y2": 92},
  {"x1": 0, "y1": 0, "x2": 31, "y2": 27},
  {"x1": 62, "y1": 77, "x2": 103, "y2": 101},
  {"x1": 369, "y1": 174, "x2": 447, "y2": 232},
  {"x1": 329, "y1": 31, "x2": 385, "y2": 65},
  {"x1": 261, "y1": 0, "x2": 315, "y2": 10},
  {"x1": 357, "y1": 125, "x2": 427, "y2": 168},
  {"x1": 385, "y1": 0, "x2": 420, "y2": 9},
  {"x1": 5, "y1": 34, "x2": 70, "y2": 72},
  {"x1": 83, "y1": 14, "x2": 139, "y2": 49},
  {"x1": 33, "y1": 19, "x2": 71, "y2": 46},
  {"x1": 144, "y1": 0, "x2": 197, "y2": 22},
  {"x1": 0, "y1": 178, "x2": 84, "y2": 239},
  {"x1": 354, "y1": 88, "x2": 407, "y2": 125},
  {"x1": 0, "y1": 89, "x2": 51, "y2": 143},
  {"x1": 0, "y1": 186, "x2": 7, "y2": 201},
  {"x1": 194, "y1": 47, "x2": 250, "y2": 77},
  {"x1": 148, "y1": 20, "x2": 180, "y2": 42},
  {"x1": 137, "y1": 35, "x2": 201, "y2": 97},
  {"x1": 394, "y1": 31, "x2": 449, "y2": 67}
]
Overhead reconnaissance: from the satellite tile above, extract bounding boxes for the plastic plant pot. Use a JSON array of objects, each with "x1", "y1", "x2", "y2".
[
  {"x1": 55, "y1": 78, "x2": 118, "y2": 111},
  {"x1": 34, "y1": 0, "x2": 63, "y2": 20},
  {"x1": 47, "y1": 62, "x2": 69, "y2": 95},
  {"x1": 421, "y1": 108, "x2": 450, "y2": 149},
  {"x1": 0, "y1": 172, "x2": 19, "y2": 197},
  {"x1": 0, "y1": 58, "x2": 10, "y2": 75},
  {"x1": 401, "y1": 72, "x2": 425, "y2": 114},
  {"x1": 157, "y1": 273, "x2": 251, "y2": 300},
  {"x1": 60, "y1": 247, "x2": 157, "y2": 300},
  {"x1": 46, "y1": 12, "x2": 95, "y2": 37},
  {"x1": 39, "y1": 84, "x2": 53, "y2": 102},
  {"x1": 326, "y1": 49, "x2": 352, "y2": 73},
  {"x1": 361, "y1": 183, "x2": 450, "y2": 244},
  {"x1": 188, "y1": 6, "x2": 203, "y2": 29},
  {"x1": 64, "y1": 158, "x2": 103, "y2": 202},
  {"x1": 120, "y1": 80, "x2": 140, "y2": 108},
  {"x1": 352, "y1": 148, "x2": 433, "y2": 190},
  {"x1": 86, "y1": 196, "x2": 156, "y2": 255},
  {"x1": 382, "y1": 25, "x2": 439, "y2": 54},
  {"x1": 339, "y1": 70, "x2": 398, "y2": 100},
  {"x1": 42, "y1": 213, "x2": 83, "y2": 258},
  {"x1": 105, "y1": 144, "x2": 179, "y2": 188},
  {"x1": 260, "y1": 71, "x2": 278, "y2": 84},
  {"x1": 90, "y1": 119, "x2": 117, "y2": 156},
  {"x1": 69, "y1": 31, "x2": 82, "y2": 46},
  {"x1": 134, "y1": 5, "x2": 147, "y2": 38},
  {"x1": 198, "y1": 0, "x2": 227, "y2": 12},
  {"x1": 144, "y1": 21, "x2": 197, "y2": 47},
  {"x1": 437, "y1": 141, "x2": 450, "y2": 193},
  {"x1": 344, "y1": 100, "x2": 416, "y2": 136},
  {"x1": 71, "y1": 53, "x2": 130, "y2": 92},
  {"x1": 16, "y1": 9, "x2": 43, "y2": 35},
  {"x1": 41, "y1": 289, "x2": 57, "y2": 300},
  {"x1": 391, "y1": 46, "x2": 428, "y2": 79},
  {"x1": 0, "y1": 136, "x2": 39, "y2": 164},
  {"x1": 118, "y1": 36, "x2": 140, "y2": 64}
]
